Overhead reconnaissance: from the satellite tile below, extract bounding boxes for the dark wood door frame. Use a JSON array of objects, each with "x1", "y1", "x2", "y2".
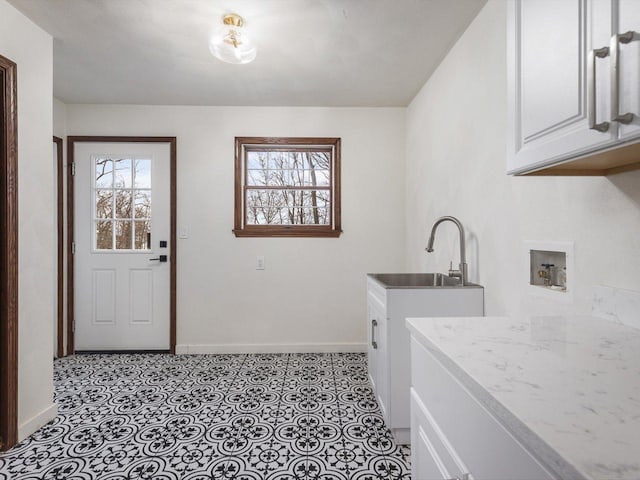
[
  {"x1": 53, "y1": 136, "x2": 64, "y2": 358},
  {"x1": 0, "y1": 54, "x2": 19, "y2": 451},
  {"x1": 67, "y1": 136, "x2": 177, "y2": 355}
]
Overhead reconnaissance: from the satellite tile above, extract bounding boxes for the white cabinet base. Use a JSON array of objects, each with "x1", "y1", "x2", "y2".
[{"x1": 366, "y1": 275, "x2": 484, "y2": 445}]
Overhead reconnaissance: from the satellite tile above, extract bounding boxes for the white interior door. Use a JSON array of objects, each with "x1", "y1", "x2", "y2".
[{"x1": 74, "y1": 142, "x2": 170, "y2": 350}]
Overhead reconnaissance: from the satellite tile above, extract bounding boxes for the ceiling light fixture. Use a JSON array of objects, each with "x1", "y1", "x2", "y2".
[{"x1": 209, "y1": 13, "x2": 257, "y2": 65}]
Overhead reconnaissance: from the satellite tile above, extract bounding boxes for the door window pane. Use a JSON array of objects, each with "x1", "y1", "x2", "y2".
[
  {"x1": 134, "y1": 221, "x2": 151, "y2": 250},
  {"x1": 95, "y1": 159, "x2": 113, "y2": 188},
  {"x1": 115, "y1": 220, "x2": 132, "y2": 249},
  {"x1": 114, "y1": 158, "x2": 132, "y2": 188},
  {"x1": 134, "y1": 191, "x2": 151, "y2": 219},
  {"x1": 96, "y1": 221, "x2": 113, "y2": 249},
  {"x1": 115, "y1": 190, "x2": 133, "y2": 219},
  {"x1": 95, "y1": 190, "x2": 113, "y2": 219},
  {"x1": 134, "y1": 159, "x2": 151, "y2": 188}
]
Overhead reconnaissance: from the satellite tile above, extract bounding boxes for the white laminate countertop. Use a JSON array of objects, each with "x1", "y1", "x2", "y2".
[{"x1": 406, "y1": 315, "x2": 640, "y2": 480}]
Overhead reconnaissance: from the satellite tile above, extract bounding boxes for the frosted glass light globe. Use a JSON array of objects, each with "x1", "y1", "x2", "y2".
[{"x1": 209, "y1": 14, "x2": 257, "y2": 65}]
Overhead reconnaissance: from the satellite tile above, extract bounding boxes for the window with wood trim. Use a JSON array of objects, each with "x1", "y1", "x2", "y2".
[{"x1": 234, "y1": 137, "x2": 341, "y2": 237}]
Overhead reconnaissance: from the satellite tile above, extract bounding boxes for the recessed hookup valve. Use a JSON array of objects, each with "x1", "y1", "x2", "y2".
[{"x1": 538, "y1": 263, "x2": 555, "y2": 286}]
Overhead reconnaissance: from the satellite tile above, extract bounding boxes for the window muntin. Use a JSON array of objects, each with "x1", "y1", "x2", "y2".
[
  {"x1": 93, "y1": 156, "x2": 152, "y2": 250},
  {"x1": 234, "y1": 137, "x2": 341, "y2": 237}
]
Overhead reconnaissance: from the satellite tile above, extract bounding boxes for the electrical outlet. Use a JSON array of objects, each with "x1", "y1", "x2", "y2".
[
  {"x1": 256, "y1": 256, "x2": 265, "y2": 270},
  {"x1": 179, "y1": 225, "x2": 190, "y2": 239}
]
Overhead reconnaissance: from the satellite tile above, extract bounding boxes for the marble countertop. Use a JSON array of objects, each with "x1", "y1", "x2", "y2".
[{"x1": 406, "y1": 315, "x2": 640, "y2": 480}]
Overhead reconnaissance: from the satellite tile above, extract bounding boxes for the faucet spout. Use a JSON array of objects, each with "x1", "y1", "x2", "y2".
[
  {"x1": 426, "y1": 232, "x2": 436, "y2": 253},
  {"x1": 425, "y1": 216, "x2": 468, "y2": 285}
]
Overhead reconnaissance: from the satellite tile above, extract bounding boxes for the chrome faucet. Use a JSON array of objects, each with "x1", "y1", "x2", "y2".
[{"x1": 426, "y1": 216, "x2": 468, "y2": 286}]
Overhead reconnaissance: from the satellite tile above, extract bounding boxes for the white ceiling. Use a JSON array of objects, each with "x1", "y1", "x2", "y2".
[{"x1": 8, "y1": 0, "x2": 486, "y2": 107}]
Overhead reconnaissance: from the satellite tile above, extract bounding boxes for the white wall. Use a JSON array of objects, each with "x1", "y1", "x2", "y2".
[
  {"x1": 406, "y1": 0, "x2": 640, "y2": 317},
  {"x1": 0, "y1": 0, "x2": 57, "y2": 440},
  {"x1": 65, "y1": 105, "x2": 406, "y2": 352},
  {"x1": 53, "y1": 97, "x2": 66, "y2": 138}
]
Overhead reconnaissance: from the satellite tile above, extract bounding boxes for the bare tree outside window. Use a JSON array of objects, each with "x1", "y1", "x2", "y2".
[{"x1": 234, "y1": 138, "x2": 341, "y2": 237}]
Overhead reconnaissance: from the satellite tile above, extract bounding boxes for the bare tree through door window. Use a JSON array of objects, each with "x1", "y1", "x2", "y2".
[{"x1": 94, "y1": 156, "x2": 152, "y2": 250}]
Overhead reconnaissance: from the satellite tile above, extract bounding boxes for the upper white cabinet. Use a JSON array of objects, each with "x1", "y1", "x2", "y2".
[{"x1": 507, "y1": 0, "x2": 640, "y2": 175}]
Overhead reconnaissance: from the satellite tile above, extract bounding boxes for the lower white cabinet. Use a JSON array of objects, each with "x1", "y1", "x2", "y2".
[
  {"x1": 366, "y1": 276, "x2": 484, "y2": 444},
  {"x1": 409, "y1": 337, "x2": 556, "y2": 480}
]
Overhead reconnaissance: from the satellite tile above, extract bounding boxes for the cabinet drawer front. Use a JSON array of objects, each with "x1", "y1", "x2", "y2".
[
  {"x1": 411, "y1": 388, "x2": 470, "y2": 480},
  {"x1": 411, "y1": 338, "x2": 556, "y2": 480}
]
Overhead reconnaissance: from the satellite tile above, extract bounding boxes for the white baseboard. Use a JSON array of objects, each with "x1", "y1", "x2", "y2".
[
  {"x1": 18, "y1": 403, "x2": 58, "y2": 441},
  {"x1": 175, "y1": 342, "x2": 367, "y2": 355}
]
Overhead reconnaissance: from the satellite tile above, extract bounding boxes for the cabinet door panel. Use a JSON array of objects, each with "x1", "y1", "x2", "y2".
[
  {"x1": 366, "y1": 280, "x2": 386, "y2": 399},
  {"x1": 375, "y1": 312, "x2": 390, "y2": 422},
  {"x1": 520, "y1": 0, "x2": 581, "y2": 138},
  {"x1": 507, "y1": 0, "x2": 617, "y2": 174},
  {"x1": 367, "y1": 301, "x2": 378, "y2": 392},
  {"x1": 616, "y1": 0, "x2": 640, "y2": 141}
]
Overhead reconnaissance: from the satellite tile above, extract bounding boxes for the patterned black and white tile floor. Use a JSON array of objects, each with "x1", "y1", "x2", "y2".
[{"x1": 0, "y1": 353, "x2": 410, "y2": 479}]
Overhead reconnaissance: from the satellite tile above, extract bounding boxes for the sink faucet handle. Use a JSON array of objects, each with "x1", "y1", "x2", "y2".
[{"x1": 448, "y1": 261, "x2": 460, "y2": 278}]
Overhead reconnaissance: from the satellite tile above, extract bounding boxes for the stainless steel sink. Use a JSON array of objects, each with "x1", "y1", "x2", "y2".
[{"x1": 368, "y1": 273, "x2": 482, "y2": 289}]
